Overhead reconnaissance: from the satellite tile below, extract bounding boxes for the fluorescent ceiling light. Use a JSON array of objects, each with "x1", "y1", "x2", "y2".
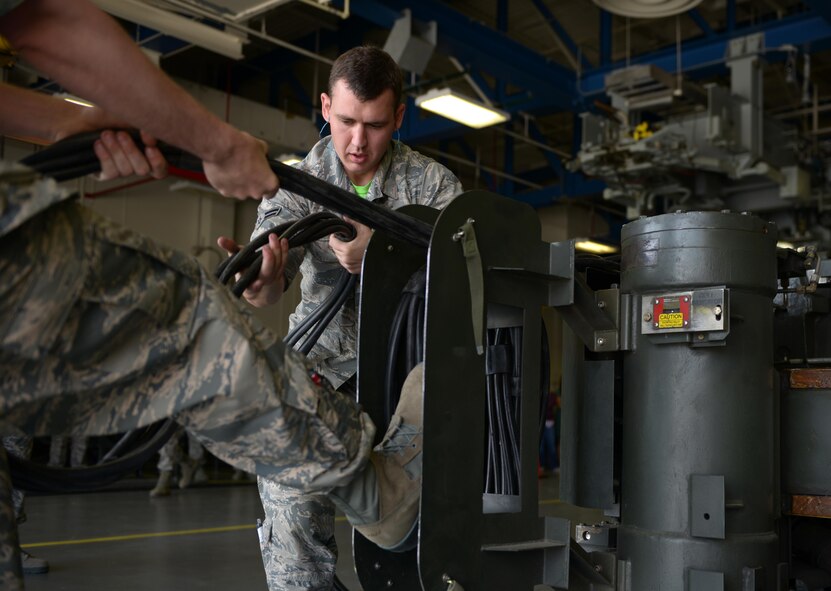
[
  {"x1": 574, "y1": 239, "x2": 618, "y2": 255},
  {"x1": 777, "y1": 241, "x2": 795, "y2": 250},
  {"x1": 415, "y1": 88, "x2": 509, "y2": 129},
  {"x1": 278, "y1": 154, "x2": 302, "y2": 166},
  {"x1": 92, "y1": 0, "x2": 246, "y2": 60}
]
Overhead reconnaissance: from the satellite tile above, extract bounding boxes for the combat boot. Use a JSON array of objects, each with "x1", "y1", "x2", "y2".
[
  {"x1": 149, "y1": 470, "x2": 172, "y2": 497},
  {"x1": 329, "y1": 363, "x2": 423, "y2": 550}
]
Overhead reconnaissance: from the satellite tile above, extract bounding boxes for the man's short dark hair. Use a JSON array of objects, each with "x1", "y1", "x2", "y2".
[{"x1": 328, "y1": 46, "x2": 403, "y2": 107}]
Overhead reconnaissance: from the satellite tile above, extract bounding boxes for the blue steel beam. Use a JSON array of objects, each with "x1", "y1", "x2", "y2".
[
  {"x1": 451, "y1": 139, "x2": 497, "y2": 191},
  {"x1": 579, "y1": 13, "x2": 831, "y2": 95},
  {"x1": 349, "y1": 0, "x2": 578, "y2": 112},
  {"x1": 727, "y1": 0, "x2": 736, "y2": 33},
  {"x1": 530, "y1": 0, "x2": 593, "y2": 70},
  {"x1": 528, "y1": 121, "x2": 565, "y2": 176},
  {"x1": 599, "y1": 11, "x2": 612, "y2": 66},
  {"x1": 687, "y1": 8, "x2": 714, "y2": 37}
]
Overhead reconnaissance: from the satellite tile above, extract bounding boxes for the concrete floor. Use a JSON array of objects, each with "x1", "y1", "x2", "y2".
[{"x1": 17, "y1": 473, "x2": 600, "y2": 591}]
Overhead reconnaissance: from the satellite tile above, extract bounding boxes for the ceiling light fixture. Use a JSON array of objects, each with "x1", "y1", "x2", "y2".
[
  {"x1": 278, "y1": 154, "x2": 302, "y2": 166},
  {"x1": 574, "y1": 239, "x2": 619, "y2": 255},
  {"x1": 415, "y1": 88, "x2": 509, "y2": 129},
  {"x1": 591, "y1": 0, "x2": 703, "y2": 19},
  {"x1": 92, "y1": 0, "x2": 246, "y2": 60}
]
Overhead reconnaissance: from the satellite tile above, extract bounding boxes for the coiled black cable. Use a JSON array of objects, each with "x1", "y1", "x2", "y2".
[
  {"x1": 216, "y1": 211, "x2": 356, "y2": 297},
  {"x1": 286, "y1": 270, "x2": 358, "y2": 356},
  {"x1": 8, "y1": 419, "x2": 179, "y2": 493},
  {"x1": 383, "y1": 268, "x2": 427, "y2": 425},
  {"x1": 216, "y1": 211, "x2": 358, "y2": 356}
]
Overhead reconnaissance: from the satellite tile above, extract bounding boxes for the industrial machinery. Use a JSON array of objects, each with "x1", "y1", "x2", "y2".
[
  {"x1": 572, "y1": 33, "x2": 831, "y2": 255},
  {"x1": 351, "y1": 191, "x2": 831, "y2": 590}
]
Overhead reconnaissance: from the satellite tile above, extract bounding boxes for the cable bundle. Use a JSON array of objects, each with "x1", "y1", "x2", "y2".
[
  {"x1": 284, "y1": 269, "x2": 357, "y2": 356},
  {"x1": 216, "y1": 211, "x2": 356, "y2": 296},
  {"x1": 383, "y1": 267, "x2": 427, "y2": 425},
  {"x1": 484, "y1": 327, "x2": 522, "y2": 496},
  {"x1": 8, "y1": 420, "x2": 179, "y2": 493},
  {"x1": 20, "y1": 130, "x2": 434, "y2": 248},
  {"x1": 483, "y1": 324, "x2": 550, "y2": 497}
]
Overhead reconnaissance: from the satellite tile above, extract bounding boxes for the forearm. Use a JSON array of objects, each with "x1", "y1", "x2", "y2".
[
  {"x1": 1, "y1": 0, "x2": 238, "y2": 162},
  {"x1": 0, "y1": 82, "x2": 125, "y2": 142},
  {"x1": 0, "y1": 83, "x2": 78, "y2": 141}
]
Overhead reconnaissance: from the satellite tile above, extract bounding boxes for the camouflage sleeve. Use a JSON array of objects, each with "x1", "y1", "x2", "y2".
[
  {"x1": 253, "y1": 189, "x2": 311, "y2": 287},
  {"x1": 420, "y1": 161, "x2": 463, "y2": 210}
]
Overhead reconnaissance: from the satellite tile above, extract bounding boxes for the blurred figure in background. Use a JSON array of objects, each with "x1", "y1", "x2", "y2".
[{"x1": 539, "y1": 388, "x2": 560, "y2": 478}]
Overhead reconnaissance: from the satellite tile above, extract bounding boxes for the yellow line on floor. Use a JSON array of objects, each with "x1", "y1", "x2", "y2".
[
  {"x1": 22, "y1": 524, "x2": 255, "y2": 548},
  {"x1": 23, "y1": 500, "x2": 561, "y2": 549}
]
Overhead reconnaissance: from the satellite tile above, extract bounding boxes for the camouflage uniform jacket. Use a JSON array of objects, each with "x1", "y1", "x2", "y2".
[{"x1": 254, "y1": 137, "x2": 462, "y2": 387}]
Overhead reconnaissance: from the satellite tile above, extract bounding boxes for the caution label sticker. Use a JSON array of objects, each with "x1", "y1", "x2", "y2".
[{"x1": 658, "y1": 312, "x2": 684, "y2": 329}]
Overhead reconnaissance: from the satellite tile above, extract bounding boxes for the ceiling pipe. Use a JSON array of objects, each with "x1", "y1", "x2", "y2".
[
  {"x1": 92, "y1": 0, "x2": 246, "y2": 59},
  {"x1": 159, "y1": 0, "x2": 334, "y2": 65}
]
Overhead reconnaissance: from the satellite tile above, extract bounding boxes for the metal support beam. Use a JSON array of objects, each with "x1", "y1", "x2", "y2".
[
  {"x1": 579, "y1": 14, "x2": 831, "y2": 95},
  {"x1": 350, "y1": 0, "x2": 578, "y2": 111},
  {"x1": 530, "y1": 0, "x2": 593, "y2": 71},
  {"x1": 599, "y1": 10, "x2": 612, "y2": 66},
  {"x1": 687, "y1": 8, "x2": 714, "y2": 37}
]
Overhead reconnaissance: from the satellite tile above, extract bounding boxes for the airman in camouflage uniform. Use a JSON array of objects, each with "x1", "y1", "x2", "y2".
[
  {"x1": 0, "y1": 163, "x2": 378, "y2": 588},
  {"x1": 249, "y1": 47, "x2": 462, "y2": 590}
]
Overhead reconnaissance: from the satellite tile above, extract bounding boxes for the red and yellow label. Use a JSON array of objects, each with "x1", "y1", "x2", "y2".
[
  {"x1": 658, "y1": 312, "x2": 684, "y2": 329},
  {"x1": 652, "y1": 295, "x2": 691, "y2": 330}
]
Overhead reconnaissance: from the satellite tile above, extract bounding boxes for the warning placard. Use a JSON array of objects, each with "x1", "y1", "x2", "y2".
[{"x1": 658, "y1": 312, "x2": 684, "y2": 329}]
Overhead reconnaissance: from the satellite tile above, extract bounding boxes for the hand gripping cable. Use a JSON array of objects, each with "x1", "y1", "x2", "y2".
[{"x1": 20, "y1": 129, "x2": 434, "y2": 248}]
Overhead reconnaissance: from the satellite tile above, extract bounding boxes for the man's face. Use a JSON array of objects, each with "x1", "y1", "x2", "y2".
[{"x1": 320, "y1": 79, "x2": 405, "y2": 186}]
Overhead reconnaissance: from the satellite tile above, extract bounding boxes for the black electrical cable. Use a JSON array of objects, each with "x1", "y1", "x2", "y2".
[
  {"x1": 216, "y1": 209, "x2": 359, "y2": 356},
  {"x1": 99, "y1": 427, "x2": 145, "y2": 463},
  {"x1": 8, "y1": 419, "x2": 178, "y2": 493},
  {"x1": 483, "y1": 322, "x2": 551, "y2": 497},
  {"x1": 382, "y1": 268, "x2": 427, "y2": 426},
  {"x1": 284, "y1": 269, "x2": 352, "y2": 349},
  {"x1": 295, "y1": 272, "x2": 358, "y2": 356},
  {"x1": 485, "y1": 370, "x2": 497, "y2": 494},
  {"x1": 406, "y1": 293, "x2": 420, "y2": 370},
  {"x1": 20, "y1": 129, "x2": 434, "y2": 248},
  {"x1": 490, "y1": 328, "x2": 512, "y2": 495},
  {"x1": 218, "y1": 212, "x2": 356, "y2": 297},
  {"x1": 383, "y1": 292, "x2": 410, "y2": 424}
]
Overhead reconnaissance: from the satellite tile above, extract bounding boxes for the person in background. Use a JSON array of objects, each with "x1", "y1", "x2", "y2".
[
  {"x1": 149, "y1": 428, "x2": 207, "y2": 497},
  {"x1": 539, "y1": 388, "x2": 560, "y2": 478}
]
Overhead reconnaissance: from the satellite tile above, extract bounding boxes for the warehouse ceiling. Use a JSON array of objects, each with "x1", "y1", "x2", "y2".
[{"x1": 16, "y1": 0, "x2": 831, "y2": 223}]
